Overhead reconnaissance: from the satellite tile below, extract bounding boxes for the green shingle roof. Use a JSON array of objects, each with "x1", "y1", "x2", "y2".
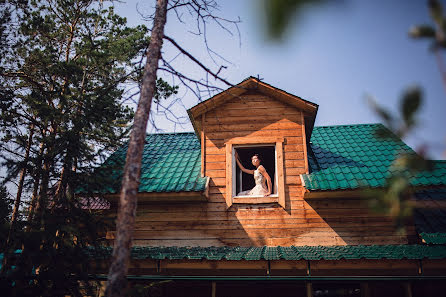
[
  {"x1": 90, "y1": 245, "x2": 446, "y2": 261},
  {"x1": 302, "y1": 124, "x2": 446, "y2": 191},
  {"x1": 94, "y1": 124, "x2": 445, "y2": 194},
  {"x1": 96, "y1": 133, "x2": 207, "y2": 194}
]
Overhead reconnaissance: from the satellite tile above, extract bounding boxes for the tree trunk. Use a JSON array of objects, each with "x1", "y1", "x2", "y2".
[
  {"x1": 105, "y1": 0, "x2": 168, "y2": 296},
  {"x1": 8, "y1": 123, "x2": 34, "y2": 242},
  {"x1": 26, "y1": 139, "x2": 45, "y2": 227},
  {"x1": 34, "y1": 124, "x2": 57, "y2": 227}
]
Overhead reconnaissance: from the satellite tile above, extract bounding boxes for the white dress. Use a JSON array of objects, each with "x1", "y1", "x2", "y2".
[{"x1": 237, "y1": 168, "x2": 269, "y2": 196}]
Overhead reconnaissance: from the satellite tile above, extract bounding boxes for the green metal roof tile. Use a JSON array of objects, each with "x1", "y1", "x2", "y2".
[
  {"x1": 92, "y1": 133, "x2": 207, "y2": 195},
  {"x1": 244, "y1": 247, "x2": 264, "y2": 260},
  {"x1": 225, "y1": 247, "x2": 249, "y2": 260},
  {"x1": 279, "y1": 246, "x2": 303, "y2": 260},
  {"x1": 368, "y1": 179, "x2": 380, "y2": 187},
  {"x1": 337, "y1": 179, "x2": 350, "y2": 189},
  {"x1": 303, "y1": 124, "x2": 446, "y2": 191},
  {"x1": 98, "y1": 244, "x2": 446, "y2": 262},
  {"x1": 264, "y1": 246, "x2": 281, "y2": 260}
]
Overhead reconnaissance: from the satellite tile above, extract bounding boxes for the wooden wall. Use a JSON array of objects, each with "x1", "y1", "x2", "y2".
[{"x1": 107, "y1": 92, "x2": 416, "y2": 246}]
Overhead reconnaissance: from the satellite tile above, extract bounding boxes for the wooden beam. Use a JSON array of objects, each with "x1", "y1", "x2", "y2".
[
  {"x1": 203, "y1": 177, "x2": 210, "y2": 199},
  {"x1": 201, "y1": 114, "x2": 206, "y2": 177},
  {"x1": 303, "y1": 190, "x2": 363, "y2": 199},
  {"x1": 306, "y1": 282, "x2": 313, "y2": 297},
  {"x1": 360, "y1": 283, "x2": 370, "y2": 297},
  {"x1": 304, "y1": 189, "x2": 446, "y2": 203},
  {"x1": 211, "y1": 282, "x2": 216, "y2": 297},
  {"x1": 189, "y1": 84, "x2": 247, "y2": 119},
  {"x1": 310, "y1": 259, "x2": 419, "y2": 271},
  {"x1": 270, "y1": 260, "x2": 307, "y2": 270},
  {"x1": 254, "y1": 80, "x2": 318, "y2": 114},
  {"x1": 159, "y1": 259, "x2": 268, "y2": 270},
  {"x1": 404, "y1": 282, "x2": 412, "y2": 297},
  {"x1": 225, "y1": 143, "x2": 233, "y2": 208},
  {"x1": 276, "y1": 141, "x2": 286, "y2": 208},
  {"x1": 188, "y1": 78, "x2": 318, "y2": 120},
  {"x1": 106, "y1": 191, "x2": 208, "y2": 203},
  {"x1": 301, "y1": 112, "x2": 309, "y2": 174},
  {"x1": 413, "y1": 199, "x2": 446, "y2": 208},
  {"x1": 226, "y1": 136, "x2": 284, "y2": 145},
  {"x1": 233, "y1": 196, "x2": 279, "y2": 204}
]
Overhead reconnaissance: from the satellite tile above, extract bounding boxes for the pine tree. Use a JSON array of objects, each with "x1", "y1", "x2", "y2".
[{"x1": 0, "y1": 0, "x2": 176, "y2": 295}]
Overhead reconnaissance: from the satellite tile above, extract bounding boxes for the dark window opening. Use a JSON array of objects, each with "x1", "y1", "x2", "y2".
[
  {"x1": 234, "y1": 146, "x2": 276, "y2": 196},
  {"x1": 312, "y1": 283, "x2": 361, "y2": 297}
]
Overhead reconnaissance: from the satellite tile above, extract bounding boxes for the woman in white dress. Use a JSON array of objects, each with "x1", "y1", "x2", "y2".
[{"x1": 235, "y1": 152, "x2": 272, "y2": 197}]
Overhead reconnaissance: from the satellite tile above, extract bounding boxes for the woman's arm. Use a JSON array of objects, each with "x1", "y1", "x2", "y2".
[
  {"x1": 258, "y1": 165, "x2": 272, "y2": 196},
  {"x1": 235, "y1": 151, "x2": 254, "y2": 175}
]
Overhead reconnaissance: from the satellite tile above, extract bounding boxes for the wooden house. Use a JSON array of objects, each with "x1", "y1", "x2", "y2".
[{"x1": 98, "y1": 77, "x2": 446, "y2": 297}]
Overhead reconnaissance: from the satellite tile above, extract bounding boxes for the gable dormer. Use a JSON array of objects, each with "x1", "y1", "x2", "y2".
[{"x1": 188, "y1": 77, "x2": 318, "y2": 208}]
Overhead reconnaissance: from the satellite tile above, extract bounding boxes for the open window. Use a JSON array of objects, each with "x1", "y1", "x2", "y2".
[
  {"x1": 233, "y1": 145, "x2": 278, "y2": 198},
  {"x1": 225, "y1": 137, "x2": 285, "y2": 208}
]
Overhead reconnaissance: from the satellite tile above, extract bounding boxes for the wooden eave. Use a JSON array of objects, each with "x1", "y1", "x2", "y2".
[
  {"x1": 106, "y1": 191, "x2": 208, "y2": 204},
  {"x1": 303, "y1": 189, "x2": 364, "y2": 199},
  {"x1": 105, "y1": 177, "x2": 210, "y2": 204},
  {"x1": 187, "y1": 77, "x2": 319, "y2": 138},
  {"x1": 93, "y1": 258, "x2": 446, "y2": 278},
  {"x1": 302, "y1": 186, "x2": 446, "y2": 208}
]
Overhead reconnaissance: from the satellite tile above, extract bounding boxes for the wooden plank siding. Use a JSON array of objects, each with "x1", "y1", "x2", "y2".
[{"x1": 106, "y1": 92, "x2": 416, "y2": 247}]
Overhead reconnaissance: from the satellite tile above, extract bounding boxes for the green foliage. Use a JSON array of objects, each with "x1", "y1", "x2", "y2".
[
  {"x1": 368, "y1": 87, "x2": 423, "y2": 138},
  {"x1": 0, "y1": 185, "x2": 12, "y2": 251},
  {"x1": 261, "y1": 0, "x2": 334, "y2": 40},
  {"x1": 259, "y1": 0, "x2": 442, "y2": 228},
  {"x1": 409, "y1": 25, "x2": 436, "y2": 39},
  {"x1": 401, "y1": 87, "x2": 422, "y2": 128},
  {"x1": 366, "y1": 88, "x2": 434, "y2": 229},
  {"x1": 1, "y1": 205, "x2": 112, "y2": 296},
  {"x1": 410, "y1": 0, "x2": 446, "y2": 48},
  {"x1": 0, "y1": 0, "x2": 177, "y2": 295},
  {"x1": 154, "y1": 78, "x2": 179, "y2": 103},
  {"x1": 0, "y1": 185, "x2": 11, "y2": 224}
]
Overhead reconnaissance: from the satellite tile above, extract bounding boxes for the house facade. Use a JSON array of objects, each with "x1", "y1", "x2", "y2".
[{"x1": 99, "y1": 78, "x2": 446, "y2": 297}]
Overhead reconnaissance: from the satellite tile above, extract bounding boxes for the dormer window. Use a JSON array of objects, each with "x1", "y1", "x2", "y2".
[
  {"x1": 187, "y1": 78, "x2": 318, "y2": 210},
  {"x1": 233, "y1": 145, "x2": 278, "y2": 198},
  {"x1": 225, "y1": 137, "x2": 286, "y2": 208}
]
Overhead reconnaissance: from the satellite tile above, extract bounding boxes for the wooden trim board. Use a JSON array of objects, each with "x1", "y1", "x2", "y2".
[{"x1": 225, "y1": 137, "x2": 286, "y2": 209}]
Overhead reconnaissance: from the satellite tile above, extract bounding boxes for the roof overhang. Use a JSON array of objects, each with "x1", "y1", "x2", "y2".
[
  {"x1": 105, "y1": 177, "x2": 210, "y2": 204},
  {"x1": 90, "y1": 245, "x2": 446, "y2": 278},
  {"x1": 106, "y1": 191, "x2": 207, "y2": 204},
  {"x1": 187, "y1": 77, "x2": 319, "y2": 140}
]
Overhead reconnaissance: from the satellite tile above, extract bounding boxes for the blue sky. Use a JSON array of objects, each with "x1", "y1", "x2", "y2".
[{"x1": 115, "y1": 0, "x2": 446, "y2": 160}]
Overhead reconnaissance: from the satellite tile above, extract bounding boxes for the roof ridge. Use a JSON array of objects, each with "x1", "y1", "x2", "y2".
[
  {"x1": 145, "y1": 131, "x2": 195, "y2": 136},
  {"x1": 314, "y1": 123, "x2": 384, "y2": 128}
]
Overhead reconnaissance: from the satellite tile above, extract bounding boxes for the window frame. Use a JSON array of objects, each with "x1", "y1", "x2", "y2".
[
  {"x1": 232, "y1": 144, "x2": 279, "y2": 198},
  {"x1": 225, "y1": 137, "x2": 285, "y2": 208}
]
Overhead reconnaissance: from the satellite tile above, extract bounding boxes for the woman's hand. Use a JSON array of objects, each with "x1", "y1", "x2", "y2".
[{"x1": 235, "y1": 151, "x2": 254, "y2": 175}]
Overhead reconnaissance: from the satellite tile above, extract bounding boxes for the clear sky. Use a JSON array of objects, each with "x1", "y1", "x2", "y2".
[{"x1": 114, "y1": 0, "x2": 446, "y2": 160}]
